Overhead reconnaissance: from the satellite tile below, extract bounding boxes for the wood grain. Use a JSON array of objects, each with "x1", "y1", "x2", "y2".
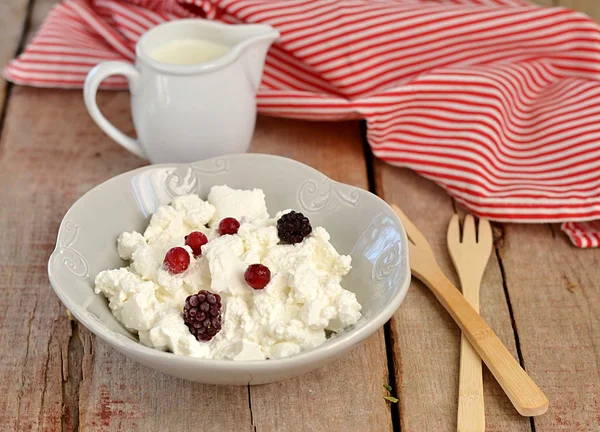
[
  {"x1": 415, "y1": 269, "x2": 548, "y2": 418},
  {"x1": 393, "y1": 206, "x2": 548, "y2": 417},
  {"x1": 557, "y1": 0, "x2": 600, "y2": 18},
  {"x1": 499, "y1": 224, "x2": 600, "y2": 431},
  {"x1": 248, "y1": 118, "x2": 394, "y2": 432},
  {"x1": 374, "y1": 163, "x2": 530, "y2": 431},
  {"x1": 0, "y1": 0, "x2": 31, "y2": 119},
  {"x1": 26, "y1": 0, "x2": 57, "y2": 43},
  {"x1": 1, "y1": 0, "x2": 599, "y2": 430},
  {"x1": 0, "y1": 1, "x2": 393, "y2": 427},
  {"x1": 0, "y1": 86, "x2": 393, "y2": 431},
  {"x1": 0, "y1": 88, "x2": 252, "y2": 431}
]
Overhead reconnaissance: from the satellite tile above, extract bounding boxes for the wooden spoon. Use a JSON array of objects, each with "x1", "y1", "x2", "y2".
[{"x1": 392, "y1": 204, "x2": 548, "y2": 417}]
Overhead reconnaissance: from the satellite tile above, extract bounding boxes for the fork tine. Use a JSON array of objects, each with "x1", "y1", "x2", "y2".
[
  {"x1": 462, "y1": 214, "x2": 476, "y2": 244},
  {"x1": 447, "y1": 214, "x2": 460, "y2": 246},
  {"x1": 391, "y1": 204, "x2": 433, "y2": 252},
  {"x1": 477, "y1": 218, "x2": 493, "y2": 250}
]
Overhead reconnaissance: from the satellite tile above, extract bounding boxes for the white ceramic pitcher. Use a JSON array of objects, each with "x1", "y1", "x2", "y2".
[{"x1": 84, "y1": 19, "x2": 279, "y2": 164}]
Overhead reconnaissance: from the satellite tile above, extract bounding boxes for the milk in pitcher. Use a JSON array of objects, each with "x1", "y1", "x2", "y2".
[{"x1": 150, "y1": 39, "x2": 229, "y2": 65}]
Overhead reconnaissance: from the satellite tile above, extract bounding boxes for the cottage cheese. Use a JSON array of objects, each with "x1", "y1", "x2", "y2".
[{"x1": 95, "y1": 185, "x2": 362, "y2": 360}]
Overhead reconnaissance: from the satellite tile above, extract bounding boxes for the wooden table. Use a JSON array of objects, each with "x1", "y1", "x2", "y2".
[{"x1": 2, "y1": 1, "x2": 600, "y2": 431}]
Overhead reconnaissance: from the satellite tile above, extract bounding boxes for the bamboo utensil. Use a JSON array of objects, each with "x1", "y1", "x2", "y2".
[
  {"x1": 447, "y1": 214, "x2": 493, "y2": 431},
  {"x1": 391, "y1": 204, "x2": 548, "y2": 417}
]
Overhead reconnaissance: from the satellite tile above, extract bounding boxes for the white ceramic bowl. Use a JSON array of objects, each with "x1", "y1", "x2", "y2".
[{"x1": 48, "y1": 154, "x2": 410, "y2": 385}]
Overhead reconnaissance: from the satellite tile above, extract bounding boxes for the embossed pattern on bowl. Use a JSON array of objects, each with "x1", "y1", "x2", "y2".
[{"x1": 48, "y1": 154, "x2": 410, "y2": 385}]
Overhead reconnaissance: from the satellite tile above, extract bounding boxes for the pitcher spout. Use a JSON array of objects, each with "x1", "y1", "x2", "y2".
[{"x1": 232, "y1": 24, "x2": 279, "y2": 91}]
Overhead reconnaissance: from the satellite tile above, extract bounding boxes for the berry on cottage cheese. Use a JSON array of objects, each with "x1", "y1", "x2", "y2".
[
  {"x1": 163, "y1": 247, "x2": 191, "y2": 274},
  {"x1": 277, "y1": 211, "x2": 312, "y2": 244},
  {"x1": 185, "y1": 231, "x2": 208, "y2": 257},
  {"x1": 94, "y1": 185, "x2": 362, "y2": 361},
  {"x1": 183, "y1": 290, "x2": 222, "y2": 341},
  {"x1": 244, "y1": 264, "x2": 271, "y2": 290},
  {"x1": 218, "y1": 217, "x2": 240, "y2": 236}
]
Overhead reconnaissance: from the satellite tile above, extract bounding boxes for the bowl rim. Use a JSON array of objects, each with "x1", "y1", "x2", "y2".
[{"x1": 48, "y1": 153, "x2": 410, "y2": 371}]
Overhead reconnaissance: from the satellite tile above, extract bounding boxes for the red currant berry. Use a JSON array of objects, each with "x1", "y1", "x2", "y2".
[
  {"x1": 218, "y1": 217, "x2": 240, "y2": 235},
  {"x1": 244, "y1": 264, "x2": 271, "y2": 289},
  {"x1": 163, "y1": 247, "x2": 190, "y2": 274},
  {"x1": 185, "y1": 231, "x2": 208, "y2": 257}
]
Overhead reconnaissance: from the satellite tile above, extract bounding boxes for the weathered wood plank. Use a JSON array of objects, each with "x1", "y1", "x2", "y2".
[
  {"x1": 507, "y1": 3, "x2": 600, "y2": 429},
  {"x1": 0, "y1": 87, "x2": 252, "y2": 431},
  {"x1": 248, "y1": 118, "x2": 393, "y2": 432},
  {"x1": 0, "y1": 0, "x2": 30, "y2": 120},
  {"x1": 0, "y1": 4, "x2": 70, "y2": 431},
  {"x1": 25, "y1": 0, "x2": 57, "y2": 43},
  {"x1": 2, "y1": 0, "x2": 597, "y2": 430},
  {"x1": 0, "y1": 87, "x2": 393, "y2": 431},
  {"x1": 1, "y1": 1, "x2": 390, "y2": 428},
  {"x1": 558, "y1": 0, "x2": 600, "y2": 20},
  {"x1": 374, "y1": 162, "x2": 530, "y2": 431},
  {"x1": 70, "y1": 91, "x2": 254, "y2": 431},
  {"x1": 499, "y1": 224, "x2": 600, "y2": 431}
]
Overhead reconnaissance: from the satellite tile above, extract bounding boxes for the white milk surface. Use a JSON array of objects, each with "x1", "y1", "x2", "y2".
[{"x1": 150, "y1": 39, "x2": 229, "y2": 65}]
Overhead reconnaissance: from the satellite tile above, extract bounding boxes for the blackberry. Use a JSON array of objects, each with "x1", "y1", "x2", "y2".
[
  {"x1": 183, "y1": 290, "x2": 222, "y2": 342},
  {"x1": 277, "y1": 211, "x2": 312, "y2": 244}
]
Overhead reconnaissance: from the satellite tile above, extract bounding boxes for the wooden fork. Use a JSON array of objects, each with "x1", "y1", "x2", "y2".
[
  {"x1": 448, "y1": 214, "x2": 493, "y2": 432},
  {"x1": 391, "y1": 204, "x2": 548, "y2": 417}
]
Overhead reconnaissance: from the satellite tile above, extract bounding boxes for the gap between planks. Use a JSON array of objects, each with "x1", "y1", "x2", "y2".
[
  {"x1": 361, "y1": 121, "x2": 402, "y2": 432},
  {"x1": 456, "y1": 201, "x2": 535, "y2": 432},
  {"x1": 4, "y1": 0, "x2": 598, "y2": 430},
  {"x1": 246, "y1": 117, "x2": 393, "y2": 432},
  {"x1": 492, "y1": 227, "x2": 536, "y2": 432},
  {"x1": 0, "y1": 0, "x2": 36, "y2": 142},
  {"x1": 371, "y1": 160, "x2": 531, "y2": 431},
  {"x1": 0, "y1": 87, "x2": 394, "y2": 430},
  {"x1": 453, "y1": 201, "x2": 535, "y2": 432}
]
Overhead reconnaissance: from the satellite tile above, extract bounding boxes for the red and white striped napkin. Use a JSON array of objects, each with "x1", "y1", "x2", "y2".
[{"x1": 6, "y1": 0, "x2": 600, "y2": 248}]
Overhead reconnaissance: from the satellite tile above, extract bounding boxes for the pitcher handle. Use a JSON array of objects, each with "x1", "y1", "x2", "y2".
[{"x1": 84, "y1": 61, "x2": 146, "y2": 159}]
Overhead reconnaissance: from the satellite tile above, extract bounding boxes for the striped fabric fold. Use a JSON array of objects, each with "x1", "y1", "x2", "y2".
[{"x1": 5, "y1": 0, "x2": 600, "y2": 247}]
